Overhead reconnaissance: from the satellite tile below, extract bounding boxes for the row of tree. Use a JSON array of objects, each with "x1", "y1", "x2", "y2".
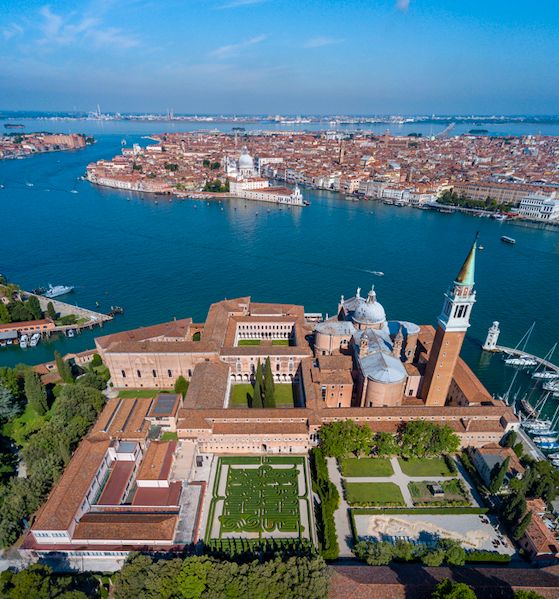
[
  {"x1": 310, "y1": 447, "x2": 339, "y2": 559},
  {"x1": 318, "y1": 419, "x2": 460, "y2": 459},
  {"x1": 252, "y1": 357, "x2": 276, "y2": 408}
]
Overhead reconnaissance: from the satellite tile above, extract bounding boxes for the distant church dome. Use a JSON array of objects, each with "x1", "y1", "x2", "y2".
[
  {"x1": 352, "y1": 287, "x2": 386, "y2": 326},
  {"x1": 238, "y1": 147, "x2": 254, "y2": 171}
]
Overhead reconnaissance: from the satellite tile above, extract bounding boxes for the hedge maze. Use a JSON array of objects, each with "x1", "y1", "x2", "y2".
[{"x1": 206, "y1": 456, "x2": 312, "y2": 542}]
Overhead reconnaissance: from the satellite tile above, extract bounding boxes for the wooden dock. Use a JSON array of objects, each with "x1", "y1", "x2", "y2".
[{"x1": 494, "y1": 345, "x2": 559, "y2": 374}]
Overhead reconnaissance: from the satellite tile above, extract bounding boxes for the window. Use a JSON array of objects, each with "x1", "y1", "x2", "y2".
[
  {"x1": 168, "y1": 369, "x2": 172, "y2": 377},
  {"x1": 152, "y1": 369, "x2": 157, "y2": 377},
  {"x1": 121, "y1": 370, "x2": 126, "y2": 378},
  {"x1": 137, "y1": 370, "x2": 141, "y2": 378},
  {"x1": 188, "y1": 369, "x2": 192, "y2": 377}
]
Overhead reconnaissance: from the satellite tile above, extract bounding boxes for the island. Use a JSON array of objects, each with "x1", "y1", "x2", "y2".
[{"x1": 0, "y1": 132, "x2": 93, "y2": 160}]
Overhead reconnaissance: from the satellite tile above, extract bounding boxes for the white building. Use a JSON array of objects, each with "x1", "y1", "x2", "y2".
[{"x1": 517, "y1": 193, "x2": 559, "y2": 221}]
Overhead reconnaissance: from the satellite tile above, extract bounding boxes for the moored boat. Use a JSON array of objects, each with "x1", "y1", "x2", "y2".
[
  {"x1": 501, "y1": 235, "x2": 516, "y2": 244},
  {"x1": 45, "y1": 284, "x2": 74, "y2": 299}
]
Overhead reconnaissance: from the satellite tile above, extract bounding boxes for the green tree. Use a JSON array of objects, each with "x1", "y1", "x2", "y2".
[
  {"x1": 262, "y1": 356, "x2": 275, "y2": 408},
  {"x1": 0, "y1": 367, "x2": 23, "y2": 400},
  {"x1": 489, "y1": 456, "x2": 509, "y2": 494},
  {"x1": 439, "y1": 539, "x2": 466, "y2": 566},
  {"x1": 91, "y1": 353, "x2": 102, "y2": 368},
  {"x1": 421, "y1": 547, "x2": 446, "y2": 567},
  {"x1": 8, "y1": 302, "x2": 33, "y2": 322},
  {"x1": 24, "y1": 370, "x2": 48, "y2": 416},
  {"x1": 76, "y1": 372, "x2": 106, "y2": 391},
  {"x1": 513, "y1": 510, "x2": 532, "y2": 540},
  {"x1": 354, "y1": 540, "x2": 393, "y2": 565},
  {"x1": 176, "y1": 557, "x2": 211, "y2": 598},
  {"x1": 252, "y1": 360, "x2": 263, "y2": 408},
  {"x1": 373, "y1": 432, "x2": 398, "y2": 457},
  {"x1": 46, "y1": 302, "x2": 57, "y2": 320},
  {"x1": 174, "y1": 375, "x2": 189, "y2": 398},
  {"x1": 0, "y1": 386, "x2": 22, "y2": 422},
  {"x1": 319, "y1": 420, "x2": 372, "y2": 458},
  {"x1": 432, "y1": 579, "x2": 477, "y2": 599},
  {"x1": 400, "y1": 421, "x2": 459, "y2": 458},
  {"x1": 514, "y1": 591, "x2": 545, "y2": 599},
  {"x1": 26, "y1": 296, "x2": 43, "y2": 320},
  {"x1": 0, "y1": 302, "x2": 11, "y2": 323},
  {"x1": 504, "y1": 430, "x2": 517, "y2": 448},
  {"x1": 55, "y1": 351, "x2": 73, "y2": 384}
]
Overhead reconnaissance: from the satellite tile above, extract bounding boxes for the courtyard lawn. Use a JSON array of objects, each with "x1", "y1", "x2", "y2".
[
  {"x1": 238, "y1": 339, "x2": 261, "y2": 346},
  {"x1": 408, "y1": 479, "x2": 469, "y2": 506},
  {"x1": 160, "y1": 431, "x2": 179, "y2": 441},
  {"x1": 229, "y1": 384, "x2": 295, "y2": 408},
  {"x1": 339, "y1": 457, "x2": 394, "y2": 477},
  {"x1": 117, "y1": 389, "x2": 161, "y2": 399},
  {"x1": 271, "y1": 339, "x2": 289, "y2": 346},
  {"x1": 398, "y1": 457, "x2": 454, "y2": 477},
  {"x1": 344, "y1": 482, "x2": 405, "y2": 507}
]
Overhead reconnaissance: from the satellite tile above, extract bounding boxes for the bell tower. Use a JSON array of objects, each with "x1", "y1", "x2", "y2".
[{"x1": 421, "y1": 236, "x2": 478, "y2": 406}]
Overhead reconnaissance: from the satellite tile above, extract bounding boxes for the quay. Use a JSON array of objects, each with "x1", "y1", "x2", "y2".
[{"x1": 23, "y1": 292, "x2": 113, "y2": 335}]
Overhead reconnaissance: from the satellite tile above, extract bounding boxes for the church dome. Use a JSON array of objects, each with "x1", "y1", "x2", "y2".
[
  {"x1": 238, "y1": 147, "x2": 254, "y2": 170},
  {"x1": 352, "y1": 287, "x2": 386, "y2": 326}
]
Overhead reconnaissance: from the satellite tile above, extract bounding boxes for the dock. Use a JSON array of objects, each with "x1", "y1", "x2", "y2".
[
  {"x1": 24, "y1": 292, "x2": 113, "y2": 335},
  {"x1": 494, "y1": 345, "x2": 559, "y2": 375}
]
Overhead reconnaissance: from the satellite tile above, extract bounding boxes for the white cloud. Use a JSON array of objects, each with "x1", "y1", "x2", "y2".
[
  {"x1": 36, "y1": 5, "x2": 139, "y2": 49},
  {"x1": 209, "y1": 34, "x2": 267, "y2": 59},
  {"x1": 396, "y1": 0, "x2": 411, "y2": 12},
  {"x1": 218, "y1": 0, "x2": 266, "y2": 8},
  {"x1": 2, "y1": 24, "x2": 24, "y2": 41},
  {"x1": 304, "y1": 36, "x2": 343, "y2": 49}
]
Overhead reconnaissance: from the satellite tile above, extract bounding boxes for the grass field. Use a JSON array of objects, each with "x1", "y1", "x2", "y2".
[
  {"x1": 408, "y1": 479, "x2": 469, "y2": 506},
  {"x1": 339, "y1": 458, "x2": 394, "y2": 477},
  {"x1": 117, "y1": 389, "x2": 162, "y2": 398},
  {"x1": 272, "y1": 339, "x2": 289, "y2": 345},
  {"x1": 229, "y1": 384, "x2": 295, "y2": 407},
  {"x1": 398, "y1": 457, "x2": 454, "y2": 477},
  {"x1": 344, "y1": 482, "x2": 405, "y2": 506},
  {"x1": 160, "y1": 431, "x2": 179, "y2": 441},
  {"x1": 238, "y1": 339, "x2": 261, "y2": 346}
]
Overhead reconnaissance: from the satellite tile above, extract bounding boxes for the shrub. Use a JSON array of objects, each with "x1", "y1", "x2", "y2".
[{"x1": 310, "y1": 448, "x2": 339, "y2": 559}]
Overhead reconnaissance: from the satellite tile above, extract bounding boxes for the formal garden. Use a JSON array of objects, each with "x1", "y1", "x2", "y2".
[{"x1": 205, "y1": 456, "x2": 313, "y2": 543}]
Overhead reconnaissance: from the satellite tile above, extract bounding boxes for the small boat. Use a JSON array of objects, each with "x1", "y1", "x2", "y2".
[
  {"x1": 524, "y1": 419, "x2": 552, "y2": 430},
  {"x1": 44, "y1": 284, "x2": 74, "y2": 299},
  {"x1": 493, "y1": 214, "x2": 508, "y2": 221},
  {"x1": 478, "y1": 245, "x2": 485, "y2": 250},
  {"x1": 530, "y1": 429, "x2": 558, "y2": 438},
  {"x1": 501, "y1": 236, "x2": 515, "y2": 244},
  {"x1": 548, "y1": 452, "x2": 559, "y2": 460},
  {"x1": 534, "y1": 439, "x2": 559, "y2": 449},
  {"x1": 533, "y1": 371, "x2": 559, "y2": 380},
  {"x1": 505, "y1": 357, "x2": 537, "y2": 367},
  {"x1": 543, "y1": 380, "x2": 559, "y2": 393},
  {"x1": 67, "y1": 329, "x2": 75, "y2": 338},
  {"x1": 19, "y1": 334, "x2": 28, "y2": 349},
  {"x1": 29, "y1": 333, "x2": 40, "y2": 347},
  {"x1": 25, "y1": 182, "x2": 34, "y2": 187},
  {"x1": 70, "y1": 190, "x2": 78, "y2": 194},
  {"x1": 521, "y1": 399, "x2": 538, "y2": 418}
]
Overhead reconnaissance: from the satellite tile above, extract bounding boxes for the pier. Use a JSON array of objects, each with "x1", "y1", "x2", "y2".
[
  {"x1": 494, "y1": 346, "x2": 559, "y2": 375},
  {"x1": 24, "y1": 292, "x2": 113, "y2": 335}
]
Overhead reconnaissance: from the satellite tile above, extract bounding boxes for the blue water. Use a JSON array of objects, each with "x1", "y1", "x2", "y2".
[{"x1": 1, "y1": 120, "x2": 558, "y2": 399}]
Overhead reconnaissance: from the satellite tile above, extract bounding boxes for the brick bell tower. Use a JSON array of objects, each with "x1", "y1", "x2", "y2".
[{"x1": 421, "y1": 235, "x2": 478, "y2": 406}]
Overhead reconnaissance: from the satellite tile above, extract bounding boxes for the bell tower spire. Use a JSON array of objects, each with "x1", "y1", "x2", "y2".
[{"x1": 421, "y1": 235, "x2": 478, "y2": 406}]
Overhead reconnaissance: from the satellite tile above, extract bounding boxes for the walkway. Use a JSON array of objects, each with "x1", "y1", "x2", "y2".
[{"x1": 326, "y1": 457, "x2": 354, "y2": 558}]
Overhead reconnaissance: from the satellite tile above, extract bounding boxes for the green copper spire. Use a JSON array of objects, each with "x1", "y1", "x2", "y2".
[{"x1": 455, "y1": 233, "x2": 478, "y2": 286}]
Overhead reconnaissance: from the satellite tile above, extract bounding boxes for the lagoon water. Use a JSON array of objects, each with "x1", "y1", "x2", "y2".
[{"x1": 1, "y1": 118, "x2": 558, "y2": 399}]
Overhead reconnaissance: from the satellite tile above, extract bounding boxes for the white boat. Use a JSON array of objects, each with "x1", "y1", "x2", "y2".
[
  {"x1": 29, "y1": 333, "x2": 40, "y2": 347},
  {"x1": 524, "y1": 420, "x2": 552, "y2": 431},
  {"x1": 19, "y1": 334, "x2": 28, "y2": 349},
  {"x1": 543, "y1": 381, "x2": 559, "y2": 393},
  {"x1": 505, "y1": 357, "x2": 538, "y2": 367},
  {"x1": 534, "y1": 436, "x2": 559, "y2": 444},
  {"x1": 533, "y1": 371, "x2": 559, "y2": 380},
  {"x1": 530, "y1": 429, "x2": 558, "y2": 437},
  {"x1": 67, "y1": 329, "x2": 75, "y2": 338},
  {"x1": 70, "y1": 190, "x2": 79, "y2": 194},
  {"x1": 44, "y1": 284, "x2": 74, "y2": 299},
  {"x1": 548, "y1": 452, "x2": 559, "y2": 460}
]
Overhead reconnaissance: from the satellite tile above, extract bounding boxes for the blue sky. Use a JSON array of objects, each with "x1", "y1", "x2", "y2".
[{"x1": 0, "y1": 0, "x2": 558, "y2": 114}]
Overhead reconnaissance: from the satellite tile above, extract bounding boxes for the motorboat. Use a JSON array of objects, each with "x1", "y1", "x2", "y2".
[
  {"x1": 44, "y1": 284, "x2": 74, "y2": 299},
  {"x1": 505, "y1": 356, "x2": 537, "y2": 367},
  {"x1": 501, "y1": 235, "x2": 516, "y2": 244},
  {"x1": 533, "y1": 371, "x2": 559, "y2": 380},
  {"x1": 29, "y1": 333, "x2": 41, "y2": 347},
  {"x1": 67, "y1": 329, "x2": 75, "y2": 338},
  {"x1": 547, "y1": 452, "x2": 559, "y2": 460},
  {"x1": 534, "y1": 436, "x2": 559, "y2": 444},
  {"x1": 529, "y1": 429, "x2": 558, "y2": 438},
  {"x1": 524, "y1": 420, "x2": 552, "y2": 431},
  {"x1": 538, "y1": 441, "x2": 559, "y2": 450},
  {"x1": 543, "y1": 380, "x2": 559, "y2": 393},
  {"x1": 19, "y1": 334, "x2": 28, "y2": 349}
]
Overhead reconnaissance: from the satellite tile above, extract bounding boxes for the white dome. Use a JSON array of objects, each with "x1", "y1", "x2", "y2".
[
  {"x1": 352, "y1": 288, "x2": 386, "y2": 326},
  {"x1": 238, "y1": 147, "x2": 254, "y2": 169}
]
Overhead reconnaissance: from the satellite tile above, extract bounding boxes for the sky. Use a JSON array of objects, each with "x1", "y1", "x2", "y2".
[{"x1": 0, "y1": 0, "x2": 558, "y2": 114}]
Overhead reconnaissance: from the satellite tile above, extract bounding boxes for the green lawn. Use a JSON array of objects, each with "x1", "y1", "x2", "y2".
[
  {"x1": 344, "y1": 482, "x2": 405, "y2": 506},
  {"x1": 2, "y1": 404, "x2": 48, "y2": 446},
  {"x1": 398, "y1": 457, "x2": 454, "y2": 477},
  {"x1": 160, "y1": 431, "x2": 179, "y2": 441},
  {"x1": 117, "y1": 389, "x2": 162, "y2": 398},
  {"x1": 229, "y1": 384, "x2": 295, "y2": 408},
  {"x1": 238, "y1": 339, "x2": 261, "y2": 346},
  {"x1": 408, "y1": 479, "x2": 469, "y2": 506},
  {"x1": 339, "y1": 458, "x2": 394, "y2": 477},
  {"x1": 271, "y1": 339, "x2": 289, "y2": 346}
]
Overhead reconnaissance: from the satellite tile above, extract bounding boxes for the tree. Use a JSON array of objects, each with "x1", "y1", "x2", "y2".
[
  {"x1": 262, "y1": 357, "x2": 275, "y2": 408},
  {"x1": 513, "y1": 510, "x2": 532, "y2": 540},
  {"x1": 0, "y1": 386, "x2": 22, "y2": 422},
  {"x1": 319, "y1": 420, "x2": 372, "y2": 458},
  {"x1": 489, "y1": 456, "x2": 509, "y2": 494},
  {"x1": 0, "y1": 367, "x2": 23, "y2": 400},
  {"x1": 24, "y1": 370, "x2": 48, "y2": 416},
  {"x1": 252, "y1": 360, "x2": 263, "y2": 408},
  {"x1": 504, "y1": 430, "x2": 517, "y2": 448},
  {"x1": 354, "y1": 540, "x2": 393, "y2": 565},
  {"x1": 439, "y1": 539, "x2": 466, "y2": 566},
  {"x1": 8, "y1": 302, "x2": 33, "y2": 322},
  {"x1": 514, "y1": 591, "x2": 545, "y2": 599},
  {"x1": 26, "y1": 296, "x2": 43, "y2": 320},
  {"x1": 432, "y1": 579, "x2": 477, "y2": 599},
  {"x1": 76, "y1": 372, "x2": 106, "y2": 391},
  {"x1": 400, "y1": 421, "x2": 459, "y2": 458},
  {"x1": 55, "y1": 351, "x2": 73, "y2": 384},
  {"x1": 91, "y1": 353, "x2": 102, "y2": 368},
  {"x1": 46, "y1": 302, "x2": 57, "y2": 320},
  {"x1": 373, "y1": 432, "x2": 398, "y2": 457},
  {"x1": 176, "y1": 557, "x2": 211, "y2": 598},
  {"x1": 421, "y1": 547, "x2": 446, "y2": 567},
  {"x1": 174, "y1": 375, "x2": 189, "y2": 398},
  {"x1": 0, "y1": 302, "x2": 11, "y2": 324}
]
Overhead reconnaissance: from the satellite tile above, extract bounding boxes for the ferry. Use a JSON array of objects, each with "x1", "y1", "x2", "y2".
[
  {"x1": 19, "y1": 334, "x2": 28, "y2": 349},
  {"x1": 501, "y1": 236, "x2": 516, "y2": 244},
  {"x1": 45, "y1": 284, "x2": 74, "y2": 299}
]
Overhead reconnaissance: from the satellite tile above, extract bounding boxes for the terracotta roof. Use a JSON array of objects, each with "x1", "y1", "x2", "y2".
[
  {"x1": 73, "y1": 513, "x2": 178, "y2": 541},
  {"x1": 91, "y1": 397, "x2": 152, "y2": 440},
  {"x1": 132, "y1": 482, "x2": 182, "y2": 506},
  {"x1": 33, "y1": 435, "x2": 111, "y2": 531},
  {"x1": 211, "y1": 422, "x2": 308, "y2": 435},
  {"x1": 96, "y1": 318, "x2": 192, "y2": 351},
  {"x1": 185, "y1": 361, "x2": 230, "y2": 409},
  {"x1": 523, "y1": 498, "x2": 559, "y2": 556},
  {"x1": 137, "y1": 441, "x2": 176, "y2": 481}
]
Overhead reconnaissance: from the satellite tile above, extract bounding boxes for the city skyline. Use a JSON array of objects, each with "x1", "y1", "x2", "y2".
[{"x1": 1, "y1": 0, "x2": 558, "y2": 114}]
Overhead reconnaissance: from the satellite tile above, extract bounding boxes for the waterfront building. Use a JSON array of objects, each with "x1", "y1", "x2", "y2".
[
  {"x1": 517, "y1": 193, "x2": 559, "y2": 221},
  {"x1": 452, "y1": 181, "x2": 557, "y2": 205}
]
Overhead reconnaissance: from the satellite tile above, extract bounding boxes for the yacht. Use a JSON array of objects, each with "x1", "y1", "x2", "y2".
[
  {"x1": 505, "y1": 356, "x2": 537, "y2": 367},
  {"x1": 534, "y1": 436, "x2": 559, "y2": 444},
  {"x1": 524, "y1": 420, "x2": 552, "y2": 431},
  {"x1": 44, "y1": 284, "x2": 74, "y2": 299},
  {"x1": 533, "y1": 371, "x2": 559, "y2": 381},
  {"x1": 530, "y1": 429, "x2": 558, "y2": 438},
  {"x1": 19, "y1": 334, "x2": 28, "y2": 349},
  {"x1": 29, "y1": 333, "x2": 41, "y2": 347},
  {"x1": 536, "y1": 440, "x2": 559, "y2": 450},
  {"x1": 548, "y1": 452, "x2": 559, "y2": 460},
  {"x1": 543, "y1": 380, "x2": 559, "y2": 393}
]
